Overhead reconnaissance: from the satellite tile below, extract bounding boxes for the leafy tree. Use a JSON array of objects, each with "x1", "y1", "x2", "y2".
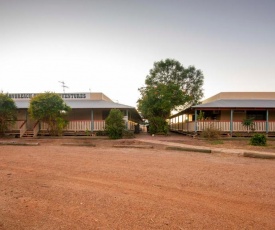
[
  {"x1": 0, "y1": 93, "x2": 17, "y2": 135},
  {"x1": 105, "y1": 109, "x2": 125, "y2": 139},
  {"x1": 28, "y1": 92, "x2": 71, "y2": 136},
  {"x1": 138, "y1": 59, "x2": 204, "y2": 134}
]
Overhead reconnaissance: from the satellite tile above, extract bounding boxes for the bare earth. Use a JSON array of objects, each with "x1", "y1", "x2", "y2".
[{"x1": 0, "y1": 133, "x2": 275, "y2": 230}]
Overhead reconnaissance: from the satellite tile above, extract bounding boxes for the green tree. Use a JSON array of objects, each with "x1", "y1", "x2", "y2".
[
  {"x1": 0, "y1": 93, "x2": 17, "y2": 135},
  {"x1": 138, "y1": 59, "x2": 204, "y2": 134},
  {"x1": 28, "y1": 92, "x2": 71, "y2": 136},
  {"x1": 105, "y1": 109, "x2": 125, "y2": 139}
]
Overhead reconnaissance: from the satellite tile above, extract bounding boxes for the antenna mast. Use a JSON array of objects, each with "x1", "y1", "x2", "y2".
[{"x1": 59, "y1": 81, "x2": 69, "y2": 93}]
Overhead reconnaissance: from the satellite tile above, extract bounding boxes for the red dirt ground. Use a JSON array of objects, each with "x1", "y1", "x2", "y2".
[{"x1": 0, "y1": 134, "x2": 275, "y2": 229}]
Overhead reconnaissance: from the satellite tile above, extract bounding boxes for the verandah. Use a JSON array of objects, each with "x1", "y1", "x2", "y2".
[
  {"x1": 169, "y1": 120, "x2": 275, "y2": 133},
  {"x1": 8, "y1": 120, "x2": 137, "y2": 137}
]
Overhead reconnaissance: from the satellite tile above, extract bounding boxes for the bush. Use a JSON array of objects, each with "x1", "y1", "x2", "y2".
[
  {"x1": 0, "y1": 93, "x2": 17, "y2": 135},
  {"x1": 148, "y1": 117, "x2": 168, "y2": 135},
  {"x1": 96, "y1": 130, "x2": 108, "y2": 136},
  {"x1": 201, "y1": 125, "x2": 220, "y2": 140},
  {"x1": 105, "y1": 109, "x2": 125, "y2": 139},
  {"x1": 122, "y1": 130, "x2": 135, "y2": 138},
  {"x1": 250, "y1": 134, "x2": 267, "y2": 146}
]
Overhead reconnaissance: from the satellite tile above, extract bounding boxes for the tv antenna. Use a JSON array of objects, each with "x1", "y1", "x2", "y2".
[{"x1": 59, "y1": 81, "x2": 69, "y2": 93}]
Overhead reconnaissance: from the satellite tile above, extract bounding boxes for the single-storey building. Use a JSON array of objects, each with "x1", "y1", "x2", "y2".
[
  {"x1": 6, "y1": 92, "x2": 142, "y2": 137},
  {"x1": 169, "y1": 92, "x2": 275, "y2": 136}
]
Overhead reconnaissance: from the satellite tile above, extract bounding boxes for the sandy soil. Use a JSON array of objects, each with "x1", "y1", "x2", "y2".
[{"x1": 0, "y1": 134, "x2": 275, "y2": 229}]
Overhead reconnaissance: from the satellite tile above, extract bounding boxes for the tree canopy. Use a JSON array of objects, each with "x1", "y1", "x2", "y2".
[
  {"x1": 0, "y1": 93, "x2": 17, "y2": 134},
  {"x1": 137, "y1": 59, "x2": 204, "y2": 134},
  {"x1": 28, "y1": 92, "x2": 71, "y2": 136}
]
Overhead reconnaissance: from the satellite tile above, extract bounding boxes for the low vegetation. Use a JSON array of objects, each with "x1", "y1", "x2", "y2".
[
  {"x1": 201, "y1": 125, "x2": 221, "y2": 140},
  {"x1": 250, "y1": 133, "x2": 267, "y2": 146}
]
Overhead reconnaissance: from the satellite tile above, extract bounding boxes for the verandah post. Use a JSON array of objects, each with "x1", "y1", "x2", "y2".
[
  {"x1": 126, "y1": 110, "x2": 129, "y2": 129},
  {"x1": 182, "y1": 114, "x2": 184, "y2": 130},
  {"x1": 230, "y1": 109, "x2": 233, "y2": 136},
  {"x1": 266, "y1": 109, "x2": 269, "y2": 134},
  {"x1": 195, "y1": 109, "x2": 197, "y2": 133},
  {"x1": 91, "y1": 110, "x2": 94, "y2": 131}
]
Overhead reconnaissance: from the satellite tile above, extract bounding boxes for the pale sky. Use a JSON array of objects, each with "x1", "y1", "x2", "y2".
[{"x1": 1, "y1": 0, "x2": 275, "y2": 107}]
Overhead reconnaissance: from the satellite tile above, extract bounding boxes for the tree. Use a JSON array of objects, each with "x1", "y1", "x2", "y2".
[
  {"x1": 138, "y1": 59, "x2": 204, "y2": 134},
  {"x1": 0, "y1": 93, "x2": 17, "y2": 135},
  {"x1": 28, "y1": 92, "x2": 71, "y2": 136},
  {"x1": 105, "y1": 109, "x2": 125, "y2": 139}
]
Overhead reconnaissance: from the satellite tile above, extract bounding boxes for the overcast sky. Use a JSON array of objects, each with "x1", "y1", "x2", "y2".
[{"x1": 1, "y1": 0, "x2": 275, "y2": 107}]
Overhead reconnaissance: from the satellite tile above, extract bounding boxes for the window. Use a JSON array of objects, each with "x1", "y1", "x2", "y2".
[{"x1": 247, "y1": 111, "x2": 266, "y2": 120}]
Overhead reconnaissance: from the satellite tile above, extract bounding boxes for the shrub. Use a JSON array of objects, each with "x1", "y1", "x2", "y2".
[
  {"x1": 250, "y1": 134, "x2": 267, "y2": 146},
  {"x1": 201, "y1": 124, "x2": 220, "y2": 140},
  {"x1": 105, "y1": 109, "x2": 125, "y2": 139},
  {"x1": 96, "y1": 130, "x2": 108, "y2": 136},
  {"x1": 148, "y1": 116, "x2": 168, "y2": 135},
  {"x1": 242, "y1": 117, "x2": 255, "y2": 133},
  {"x1": 122, "y1": 130, "x2": 135, "y2": 139}
]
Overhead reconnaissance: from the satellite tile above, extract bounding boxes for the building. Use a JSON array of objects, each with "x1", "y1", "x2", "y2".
[
  {"x1": 169, "y1": 92, "x2": 275, "y2": 136},
  {"x1": 7, "y1": 92, "x2": 142, "y2": 137}
]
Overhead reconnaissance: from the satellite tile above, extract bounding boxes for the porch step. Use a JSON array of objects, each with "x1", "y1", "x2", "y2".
[{"x1": 22, "y1": 130, "x2": 34, "y2": 138}]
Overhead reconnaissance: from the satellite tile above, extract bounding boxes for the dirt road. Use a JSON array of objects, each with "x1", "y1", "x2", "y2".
[{"x1": 0, "y1": 138, "x2": 275, "y2": 229}]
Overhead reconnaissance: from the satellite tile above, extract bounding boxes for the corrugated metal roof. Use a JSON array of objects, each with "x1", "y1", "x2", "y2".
[
  {"x1": 15, "y1": 99, "x2": 143, "y2": 122},
  {"x1": 192, "y1": 99, "x2": 275, "y2": 109},
  {"x1": 15, "y1": 100, "x2": 135, "y2": 109},
  {"x1": 65, "y1": 100, "x2": 135, "y2": 109}
]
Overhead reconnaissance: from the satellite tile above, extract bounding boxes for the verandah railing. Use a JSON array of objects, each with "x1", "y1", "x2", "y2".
[
  {"x1": 40, "y1": 120, "x2": 137, "y2": 132},
  {"x1": 40, "y1": 120, "x2": 106, "y2": 132},
  {"x1": 7, "y1": 120, "x2": 26, "y2": 131},
  {"x1": 5, "y1": 119, "x2": 138, "y2": 137},
  {"x1": 6, "y1": 120, "x2": 27, "y2": 137},
  {"x1": 8, "y1": 120, "x2": 274, "y2": 135},
  {"x1": 169, "y1": 121, "x2": 275, "y2": 133}
]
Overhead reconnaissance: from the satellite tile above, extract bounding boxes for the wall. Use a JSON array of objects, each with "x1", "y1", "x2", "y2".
[
  {"x1": 269, "y1": 111, "x2": 275, "y2": 120},
  {"x1": 232, "y1": 111, "x2": 246, "y2": 121},
  {"x1": 90, "y1": 93, "x2": 113, "y2": 102},
  {"x1": 17, "y1": 109, "x2": 27, "y2": 120},
  {"x1": 68, "y1": 109, "x2": 103, "y2": 120}
]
